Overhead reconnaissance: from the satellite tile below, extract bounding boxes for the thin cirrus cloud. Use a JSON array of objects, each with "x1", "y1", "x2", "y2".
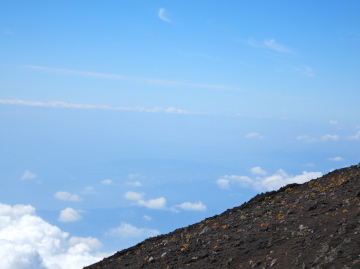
[
  {"x1": 23, "y1": 65, "x2": 242, "y2": 91},
  {"x1": 245, "y1": 132, "x2": 265, "y2": 139},
  {"x1": 245, "y1": 38, "x2": 292, "y2": 54},
  {"x1": 158, "y1": 8, "x2": 172, "y2": 22},
  {"x1": 0, "y1": 99, "x2": 194, "y2": 115},
  {"x1": 329, "y1": 156, "x2": 344, "y2": 162},
  {"x1": 263, "y1": 39, "x2": 292, "y2": 53}
]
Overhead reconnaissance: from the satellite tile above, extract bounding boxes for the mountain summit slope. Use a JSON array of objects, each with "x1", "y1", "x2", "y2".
[{"x1": 85, "y1": 165, "x2": 360, "y2": 268}]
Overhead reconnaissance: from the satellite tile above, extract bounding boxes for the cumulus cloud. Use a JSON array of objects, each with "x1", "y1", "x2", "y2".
[
  {"x1": 124, "y1": 191, "x2": 144, "y2": 201},
  {"x1": 58, "y1": 208, "x2": 82, "y2": 222},
  {"x1": 137, "y1": 197, "x2": 167, "y2": 209},
  {"x1": 106, "y1": 222, "x2": 160, "y2": 239},
  {"x1": 347, "y1": 131, "x2": 360, "y2": 140},
  {"x1": 101, "y1": 179, "x2": 112, "y2": 185},
  {"x1": 245, "y1": 132, "x2": 264, "y2": 139},
  {"x1": 176, "y1": 202, "x2": 207, "y2": 211},
  {"x1": 216, "y1": 169, "x2": 322, "y2": 192},
  {"x1": 329, "y1": 120, "x2": 338, "y2": 125},
  {"x1": 54, "y1": 191, "x2": 81, "y2": 202},
  {"x1": 250, "y1": 166, "x2": 267, "y2": 175},
  {"x1": 158, "y1": 8, "x2": 171, "y2": 22},
  {"x1": 0, "y1": 202, "x2": 106, "y2": 269},
  {"x1": 329, "y1": 156, "x2": 344, "y2": 162},
  {"x1": 21, "y1": 170, "x2": 37, "y2": 180}
]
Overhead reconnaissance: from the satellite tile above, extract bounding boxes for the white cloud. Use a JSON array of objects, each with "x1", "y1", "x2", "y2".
[
  {"x1": 245, "y1": 132, "x2": 264, "y2": 139},
  {"x1": 158, "y1": 8, "x2": 171, "y2": 22},
  {"x1": 292, "y1": 65, "x2": 315, "y2": 77},
  {"x1": 297, "y1": 134, "x2": 340, "y2": 142},
  {"x1": 329, "y1": 120, "x2": 338, "y2": 125},
  {"x1": 347, "y1": 131, "x2": 360, "y2": 140},
  {"x1": 54, "y1": 191, "x2": 81, "y2": 202},
  {"x1": 82, "y1": 186, "x2": 94, "y2": 194},
  {"x1": 143, "y1": 215, "x2": 152, "y2": 221},
  {"x1": 0, "y1": 99, "x2": 193, "y2": 115},
  {"x1": 137, "y1": 197, "x2": 167, "y2": 209},
  {"x1": 263, "y1": 39, "x2": 291, "y2": 53},
  {"x1": 21, "y1": 170, "x2": 37, "y2": 180},
  {"x1": 124, "y1": 191, "x2": 144, "y2": 201},
  {"x1": 296, "y1": 135, "x2": 310, "y2": 141},
  {"x1": 216, "y1": 169, "x2": 322, "y2": 192},
  {"x1": 126, "y1": 181, "x2": 143, "y2": 187},
  {"x1": 0, "y1": 202, "x2": 106, "y2": 269},
  {"x1": 176, "y1": 202, "x2": 207, "y2": 211},
  {"x1": 329, "y1": 156, "x2": 344, "y2": 161},
  {"x1": 106, "y1": 222, "x2": 160, "y2": 239},
  {"x1": 21, "y1": 65, "x2": 243, "y2": 92},
  {"x1": 320, "y1": 134, "x2": 339, "y2": 141},
  {"x1": 101, "y1": 179, "x2": 112, "y2": 185},
  {"x1": 128, "y1": 174, "x2": 140, "y2": 179},
  {"x1": 58, "y1": 208, "x2": 82, "y2": 223},
  {"x1": 216, "y1": 178, "x2": 230, "y2": 189},
  {"x1": 250, "y1": 166, "x2": 267, "y2": 175}
]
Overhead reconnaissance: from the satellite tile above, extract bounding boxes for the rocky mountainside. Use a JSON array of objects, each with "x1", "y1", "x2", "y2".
[{"x1": 85, "y1": 165, "x2": 360, "y2": 269}]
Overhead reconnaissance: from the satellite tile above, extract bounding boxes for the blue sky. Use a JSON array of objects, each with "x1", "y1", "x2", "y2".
[{"x1": 1, "y1": 1, "x2": 360, "y2": 268}]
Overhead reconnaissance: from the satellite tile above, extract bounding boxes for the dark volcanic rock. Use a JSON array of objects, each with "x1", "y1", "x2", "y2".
[{"x1": 85, "y1": 165, "x2": 360, "y2": 268}]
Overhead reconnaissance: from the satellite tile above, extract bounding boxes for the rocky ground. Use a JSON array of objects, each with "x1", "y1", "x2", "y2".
[{"x1": 85, "y1": 165, "x2": 360, "y2": 269}]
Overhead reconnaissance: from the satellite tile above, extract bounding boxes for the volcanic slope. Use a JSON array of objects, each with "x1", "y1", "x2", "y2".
[{"x1": 85, "y1": 165, "x2": 360, "y2": 268}]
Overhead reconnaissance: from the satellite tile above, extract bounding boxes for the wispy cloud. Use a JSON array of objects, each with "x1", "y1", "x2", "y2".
[
  {"x1": 0, "y1": 99, "x2": 196, "y2": 114},
  {"x1": 22, "y1": 65, "x2": 243, "y2": 91},
  {"x1": 347, "y1": 131, "x2": 360, "y2": 140},
  {"x1": 296, "y1": 134, "x2": 340, "y2": 142},
  {"x1": 264, "y1": 39, "x2": 292, "y2": 53},
  {"x1": 329, "y1": 156, "x2": 344, "y2": 162},
  {"x1": 245, "y1": 132, "x2": 265, "y2": 139},
  {"x1": 292, "y1": 65, "x2": 315, "y2": 77},
  {"x1": 245, "y1": 38, "x2": 292, "y2": 54},
  {"x1": 158, "y1": 8, "x2": 172, "y2": 22}
]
